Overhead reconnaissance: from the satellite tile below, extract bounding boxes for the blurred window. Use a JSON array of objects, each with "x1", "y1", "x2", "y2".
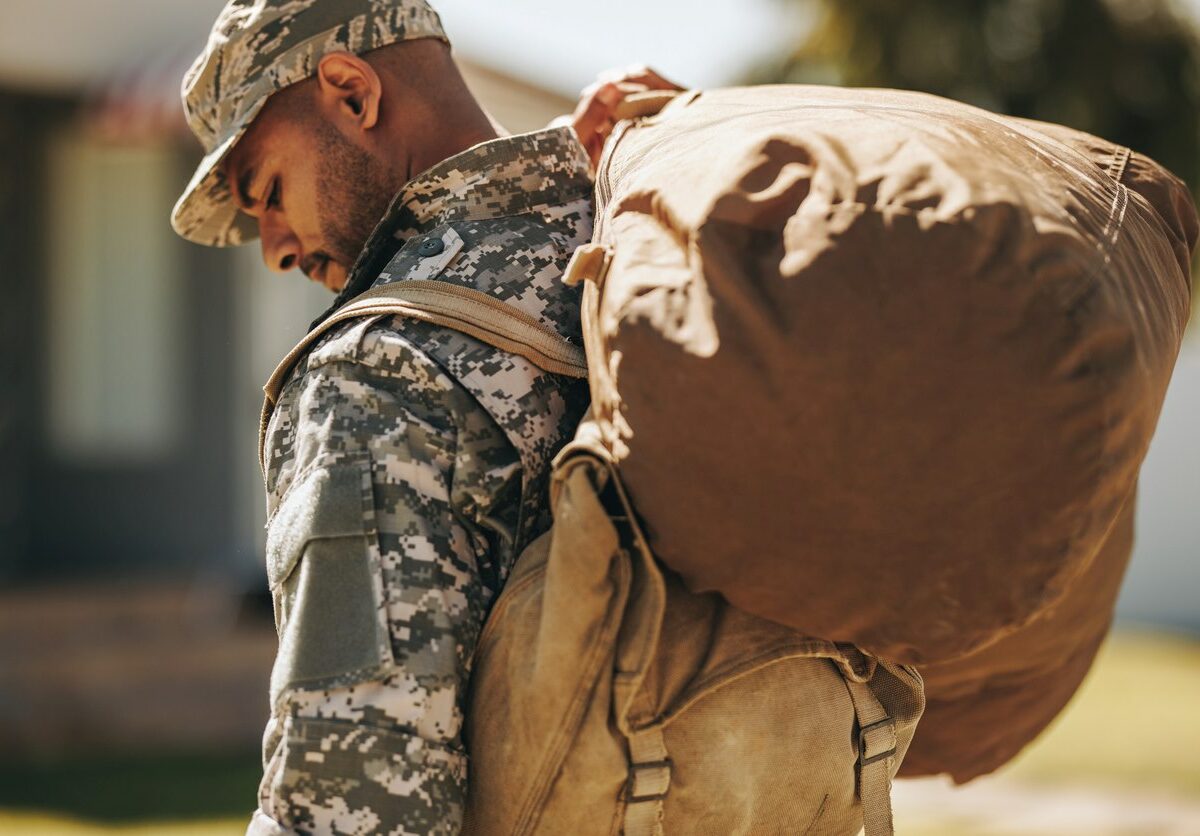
[
  {"x1": 231, "y1": 248, "x2": 333, "y2": 571},
  {"x1": 44, "y1": 130, "x2": 183, "y2": 463}
]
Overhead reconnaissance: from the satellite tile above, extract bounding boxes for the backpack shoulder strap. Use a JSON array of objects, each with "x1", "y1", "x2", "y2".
[
  {"x1": 258, "y1": 280, "x2": 588, "y2": 473},
  {"x1": 843, "y1": 676, "x2": 898, "y2": 836}
]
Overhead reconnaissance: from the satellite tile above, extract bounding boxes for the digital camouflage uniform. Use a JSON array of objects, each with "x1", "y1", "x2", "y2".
[
  {"x1": 169, "y1": 2, "x2": 596, "y2": 833},
  {"x1": 249, "y1": 126, "x2": 594, "y2": 836}
]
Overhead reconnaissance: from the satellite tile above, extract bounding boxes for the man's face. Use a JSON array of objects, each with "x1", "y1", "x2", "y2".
[{"x1": 224, "y1": 91, "x2": 399, "y2": 292}]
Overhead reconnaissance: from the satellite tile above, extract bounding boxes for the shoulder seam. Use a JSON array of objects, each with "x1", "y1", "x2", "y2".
[{"x1": 287, "y1": 316, "x2": 458, "y2": 391}]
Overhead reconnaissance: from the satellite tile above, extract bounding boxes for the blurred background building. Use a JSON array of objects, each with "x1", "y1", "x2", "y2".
[{"x1": 0, "y1": 1, "x2": 1197, "y2": 834}]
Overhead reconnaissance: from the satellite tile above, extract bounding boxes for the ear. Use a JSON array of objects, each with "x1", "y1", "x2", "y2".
[{"x1": 315, "y1": 52, "x2": 382, "y2": 132}]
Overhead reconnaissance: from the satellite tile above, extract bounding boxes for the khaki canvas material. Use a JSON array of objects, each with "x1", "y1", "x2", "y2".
[
  {"x1": 461, "y1": 419, "x2": 923, "y2": 836},
  {"x1": 900, "y1": 480, "x2": 1135, "y2": 781},
  {"x1": 576, "y1": 85, "x2": 1196, "y2": 782},
  {"x1": 899, "y1": 117, "x2": 1197, "y2": 781},
  {"x1": 582, "y1": 85, "x2": 1194, "y2": 673}
]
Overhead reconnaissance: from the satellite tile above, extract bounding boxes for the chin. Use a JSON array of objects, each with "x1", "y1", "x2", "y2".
[{"x1": 324, "y1": 265, "x2": 349, "y2": 293}]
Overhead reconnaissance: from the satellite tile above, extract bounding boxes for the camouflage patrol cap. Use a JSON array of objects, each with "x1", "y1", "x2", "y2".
[{"x1": 171, "y1": 0, "x2": 449, "y2": 247}]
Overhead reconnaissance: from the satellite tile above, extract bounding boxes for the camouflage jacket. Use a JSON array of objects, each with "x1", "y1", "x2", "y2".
[{"x1": 248, "y1": 125, "x2": 594, "y2": 836}]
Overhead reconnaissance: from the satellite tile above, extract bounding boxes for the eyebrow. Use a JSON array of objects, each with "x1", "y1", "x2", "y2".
[{"x1": 234, "y1": 164, "x2": 258, "y2": 212}]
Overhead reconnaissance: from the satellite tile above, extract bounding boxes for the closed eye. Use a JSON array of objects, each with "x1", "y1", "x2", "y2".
[{"x1": 266, "y1": 177, "x2": 281, "y2": 211}]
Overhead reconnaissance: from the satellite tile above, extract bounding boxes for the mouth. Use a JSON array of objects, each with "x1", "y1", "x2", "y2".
[{"x1": 301, "y1": 253, "x2": 339, "y2": 291}]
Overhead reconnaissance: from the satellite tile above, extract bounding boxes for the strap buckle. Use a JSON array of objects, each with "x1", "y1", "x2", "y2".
[
  {"x1": 562, "y1": 243, "x2": 612, "y2": 288},
  {"x1": 858, "y1": 718, "x2": 897, "y2": 767},
  {"x1": 626, "y1": 758, "x2": 672, "y2": 803}
]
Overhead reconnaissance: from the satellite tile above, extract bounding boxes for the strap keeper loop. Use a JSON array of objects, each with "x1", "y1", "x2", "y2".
[
  {"x1": 626, "y1": 758, "x2": 673, "y2": 803},
  {"x1": 858, "y1": 718, "x2": 897, "y2": 767}
]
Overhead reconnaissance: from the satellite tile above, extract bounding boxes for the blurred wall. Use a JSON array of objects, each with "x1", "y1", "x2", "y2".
[{"x1": 1118, "y1": 334, "x2": 1200, "y2": 632}]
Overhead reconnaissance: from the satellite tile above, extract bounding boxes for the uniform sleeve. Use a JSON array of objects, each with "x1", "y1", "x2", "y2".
[{"x1": 249, "y1": 341, "x2": 521, "y2": 836}]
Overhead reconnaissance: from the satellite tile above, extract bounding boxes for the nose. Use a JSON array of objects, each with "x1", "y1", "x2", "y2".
[{"x1": 259, "y1": 212, "x2": 301, "y2": 273}]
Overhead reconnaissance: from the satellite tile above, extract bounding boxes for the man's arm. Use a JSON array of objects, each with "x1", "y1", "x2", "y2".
[{"x1": 249, "y1": 327, "x2": 521, "y2": 836}]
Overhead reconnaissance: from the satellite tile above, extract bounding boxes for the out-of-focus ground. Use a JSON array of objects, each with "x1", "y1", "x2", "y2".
[
  {"x1": 893, "y1": 630, "x2": 1200, "y2": 835},
  {"x1": 0, "y1": 627, "x2": 1196, "y2": 835}
]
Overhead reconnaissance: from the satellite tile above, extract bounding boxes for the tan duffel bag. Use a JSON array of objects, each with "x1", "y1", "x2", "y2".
[
  {"x1": 899, "y1": 118, "x2": 1198, "y2": 781},
  {"x1": 566, "y1": 84, "x2": 1195, "y2": 782},
  {"x1": 580, "y1": 84, "x2": 1194, "y2": 669}
]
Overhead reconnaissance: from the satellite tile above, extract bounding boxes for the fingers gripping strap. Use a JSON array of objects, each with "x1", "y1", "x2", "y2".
[
  {"x1": 610, "y1": 89, "x2": 689, "y2": 122},
  {"x1": 843, "y1": 677, "x2": 898, "y2": 836},
  {"x1": 258, "y1": 281, "x2": 589, "y2": 473}
]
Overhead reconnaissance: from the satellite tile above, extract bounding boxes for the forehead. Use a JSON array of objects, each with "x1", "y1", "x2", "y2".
[
  {"x1": 223, "y1": 83, "x2": 312, "y2": 183},
  {"x1": 224, "y1": 105, "x2": 280, "y2": 181}
]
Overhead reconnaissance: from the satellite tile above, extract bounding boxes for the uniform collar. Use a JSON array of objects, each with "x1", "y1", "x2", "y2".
[{"x1": 320, "y1": 124, "x2": 593, "y2": 320}]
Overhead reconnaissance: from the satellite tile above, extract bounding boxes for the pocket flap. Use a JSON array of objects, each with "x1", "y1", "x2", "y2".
[
  {"x1": 264, "y1": 453, "x2": 394, "y2": 708},
  {"x1": 266, "y1": 459, "x2": 369, "y2": 588}
]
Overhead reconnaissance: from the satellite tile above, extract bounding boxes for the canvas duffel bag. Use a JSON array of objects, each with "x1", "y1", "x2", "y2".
[
  {"x1": 566, "y1": 84, "x2": 1195, "y2": 783},
  {"x1": 258, "y1": 81, "x2": 1196, "y2": 799},
  {"x1": 576, "y1": 84, "x2": 1194, "y2": 672},
  {"x1": 899, "y1": 479, "x2": 1136, "y2": 781},
  {"x1": 897, "y1": 116, "x2": 1198, "y2": 781}
]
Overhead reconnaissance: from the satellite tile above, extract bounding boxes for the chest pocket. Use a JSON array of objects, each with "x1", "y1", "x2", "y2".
[
  {"x1": 265, "y1": 451, "x2": 396, "y2": 710},
  {"x1": 379, "y1": 225, "x2": 466, "y2": 283}
]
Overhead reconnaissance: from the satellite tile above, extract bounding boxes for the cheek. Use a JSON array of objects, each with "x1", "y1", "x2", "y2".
[
  {"x1": 270, "y1": 141, "x2": 318, "y2": 224},
  {"x1": 284, "y1": 177, "x2": 329, "y2": 245}
]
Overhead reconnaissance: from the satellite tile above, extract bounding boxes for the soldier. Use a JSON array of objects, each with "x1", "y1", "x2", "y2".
[{"x1": 170, "y1": 1, "x2": 676, "y2": 833}]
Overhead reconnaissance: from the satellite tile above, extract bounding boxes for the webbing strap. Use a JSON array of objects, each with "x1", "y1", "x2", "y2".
[
  {"x1": 258, "y1": 280, "x2": 588, "y2": 473},
  {"x1": 623, "y1": 725, "x2": 671, "y2": 836},
  {"x1": 843, "y1": 677, "x2": 898, "y2": 836}
]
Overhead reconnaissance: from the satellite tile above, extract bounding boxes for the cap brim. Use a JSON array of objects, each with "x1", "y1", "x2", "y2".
[{"x1": 171, "y1": 118, "x2": 261, "y2": 248}]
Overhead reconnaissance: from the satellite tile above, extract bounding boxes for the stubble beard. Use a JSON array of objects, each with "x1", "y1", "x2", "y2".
[{"x1": 313, "y1": 121, "x2": 401, "y2": 274}]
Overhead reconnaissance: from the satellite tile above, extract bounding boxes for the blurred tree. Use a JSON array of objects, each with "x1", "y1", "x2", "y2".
[{"x1": 754, "y1": 0, "x2": 1200, "y2": 203}]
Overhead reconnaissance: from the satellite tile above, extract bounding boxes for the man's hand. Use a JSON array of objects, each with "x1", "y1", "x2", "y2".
[{"x1": 567, "y1": 66, "x2": 685, "y2": 170}]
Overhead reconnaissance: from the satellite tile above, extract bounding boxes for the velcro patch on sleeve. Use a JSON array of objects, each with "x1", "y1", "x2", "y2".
[{"x1": 266, "y1": 453, "x2": 395, "y2": 707}]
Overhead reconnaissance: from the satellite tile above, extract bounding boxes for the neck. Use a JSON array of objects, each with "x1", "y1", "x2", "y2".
[
  {"x1": 391, "y1": 87, "x2": 501, "y2": 184},
  {"x1": 411, "y1": 120, "x2": 499, "y2": 177}
]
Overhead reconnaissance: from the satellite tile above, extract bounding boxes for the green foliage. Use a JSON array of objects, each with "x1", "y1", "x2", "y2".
[
  {"x1": 756, "y1": 0, "x2": 1200, "y2": 199},
  {"x1": 0, "y1": 752, "x2": 261, "y2": 823}
]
